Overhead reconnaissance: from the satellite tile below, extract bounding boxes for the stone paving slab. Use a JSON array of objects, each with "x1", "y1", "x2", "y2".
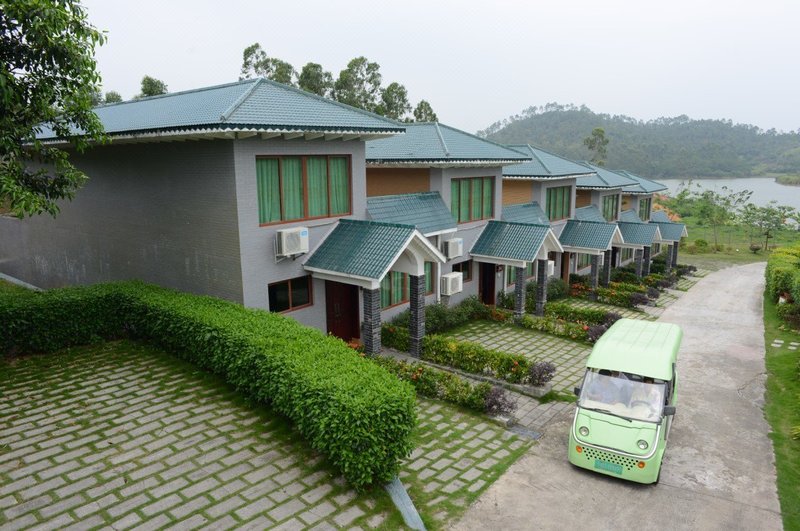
[
  {"x1": 447, "y1": 322, "x2": 591, "y2": 394},
  {"x1": 0, "y1": 340, "x2": 530, "y2": 530}
]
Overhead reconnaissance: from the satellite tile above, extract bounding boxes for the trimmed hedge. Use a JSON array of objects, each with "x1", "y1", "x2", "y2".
[
  {"x1": 766, "y1": 245, "x2": 800, "y2": 303},
  {"x1": 422, "y1": 335, "x2": 529, "y2": 384},
  {"x1": 518, "y1": 314, "x2": 589, "y2": 342},
  {"x1": 544, "y1": 301, "x2": 609, "y2": 325},
  {"x1": 0, "y1": 282, "x2": 416, "y2": 490}
]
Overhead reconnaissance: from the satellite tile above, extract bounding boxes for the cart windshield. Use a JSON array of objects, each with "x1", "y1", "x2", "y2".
[{"x1": 578, "y1": 369, "x2": 666, "y2": 422}]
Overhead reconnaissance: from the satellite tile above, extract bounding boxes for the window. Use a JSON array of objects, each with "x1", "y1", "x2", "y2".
[
  {"x1": 268, "y1": 275, "x2": 312, "y2": 312},
  {"x1": 424, "y1": 262, "x2": 434, "y2": 295},
  {"x1": 577, "y1": 253, "x2": 592, "y2": 269},
  {"x1": 452, "y1": 260, "x2": 473, "y2": 282},
  {"x1": 381, "y1": 271, "x2": 408, "y2": 308},
  {"x1": 451, "y1": 177, "x2": 493, "y2": 223},
  {"x1": 639, "y1": 198, "x2": 652, "y2": 221},
  {"x1": 256, "y1": 156, "x2": 350, "y2": 225},
  {"x1": 653, "y1": 243, "x2": 661, "y2": 255},
  {"x1": 602, "y1": 194, "x2": 620, "y2": 221},
  {"x1": 506, "y1": 263, "x2": 535, "y2": 286},
  {"x1": 620, "y1": 248, "x2": 633, "y2": 262},
  {"x1": 546, "y1": 186, "x2": 571, "y2": 221}
]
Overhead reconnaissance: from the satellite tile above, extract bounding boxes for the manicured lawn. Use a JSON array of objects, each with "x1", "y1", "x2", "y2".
[
  {"x1": 762, "y1": 295, "x2": 800, "y2": 531},
  {"x1": 0, "y1": 340, "x2": 530, "y2": 530}
]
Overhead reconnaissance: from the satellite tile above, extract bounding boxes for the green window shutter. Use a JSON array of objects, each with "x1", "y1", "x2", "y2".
[
  {"x1": 329, "y1": 157, "x2": 350, "y2": 215},
  {"x1": 391, "y1": 272, "x2": 405, "y2": 305},
  {"x1": 424, "y1": 262, "x2": 433, "y2": 293},
  {"x1": 256, "y1": 159, "x2": 281, "y2": 224},
  {"x1": 459, "y1": 181, "x2": 470, "y2": 222},
  {"x1": 507, "y1": 266, "x2": 516, "y2": 285},
  {"x1": 470, "y1": 178, "x2": 482, "y2": 220},
  {"x1": 282, "y1": 158, "x2": 304, "y2": 220},
  {"x1": 380, "y1": 275, "x2": 391, "y2": 308},
  {"x1": 450, "y1": 180, "x2": 459, "y2": 222},
  {"x1": 482, "y1": 177, "x2": 493, "y2": 218},
  {"x1": 527, "y1": 263, "x2": 534, "y2": 277},
  {"x1": 307, "y1": 157, "x2": 328, "y2": 217}
]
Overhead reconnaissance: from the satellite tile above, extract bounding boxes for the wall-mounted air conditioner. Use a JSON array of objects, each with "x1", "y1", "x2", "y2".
[
  {"x1": 440, "y1": 272, "x2": 463, "y2": 296},
  {"x1": 546, "y1": 260, "x2": 555, "y2": 277},
  {"x1": 275, "y1": 227, "x2": 309, "y2": 257},
  {"x1": 444, "y1": 238, "x2": 464, "y2": 260}
]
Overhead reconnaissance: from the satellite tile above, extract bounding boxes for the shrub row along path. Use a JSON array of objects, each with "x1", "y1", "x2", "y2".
[
  {"x1": 0, "y1": 341, "x2": 529, "y2": 530},
  {"x1": 453, "y1": 262, "x2": 783, "y2": 530}
]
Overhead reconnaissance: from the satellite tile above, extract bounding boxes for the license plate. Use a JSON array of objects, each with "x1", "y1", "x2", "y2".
[{"x1": 594, "y1": 459, "x2": 623, "y2": 475}]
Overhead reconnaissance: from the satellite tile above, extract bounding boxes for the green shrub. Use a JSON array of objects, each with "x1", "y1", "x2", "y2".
[
  {"x1": 422, "y1": 335, "x2": 529, "y2": 384},
  {"x1": 546, "y1": 278, "x2": 569, "y2": 301},
  {"x1": 766, "y1": 245, "x2": 800, "y2": 303},
  {"x1": 391, "y1": 296, "x2": 491, "y2": 334},
  {"x1": 381, "y1": 323, "x2": 410, "y2": 351},
  {"x1": 0, "y1": 282, "x2": 415, "y2": 490},
  {"x1": 518, "y1": 314, "x2": 589, "y2": 342},
  {"x1": 373, "y1": 357, "x2": 491, "y2": 413},
  {"x1": 544, "y1": 301, "x2": 608, "y2": 325},
  {"x1": 694, "y1": 239, "x2": 709, "y2": 252}
]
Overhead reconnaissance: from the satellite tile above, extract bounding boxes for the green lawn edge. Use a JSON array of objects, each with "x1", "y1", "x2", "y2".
[{"x1": 763, "y1": 293, "x2": 800, "y2": 530}]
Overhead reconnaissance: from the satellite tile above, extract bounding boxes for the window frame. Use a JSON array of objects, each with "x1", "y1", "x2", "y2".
[
  {"x1": 452, "y1": 260, "x2": 473, "y2": 282},
  {"x1": 268, "y1": 275, "x2": 313, "y2": 313},
  {"x1": 546, "y1": 185, "x2": 571, "y2": 221},
  {"x1": 639, "y1": 197, "x2": 652, "y2": 221},
  {"x1": 577, "y1": 253, "x2": 592, "y2": 269},
  {"x1": 450, "y1": 177, "x2": 494, "y2": 224},
  {"x1": 602, "y1": 194, "x2": 620, "y2": 222},
  {"x1": 506, "y1": 263, "x2": 535, "y2": 286},
  {"x1": 256, "y1": 155, "x2": 353, "y2": 226}
]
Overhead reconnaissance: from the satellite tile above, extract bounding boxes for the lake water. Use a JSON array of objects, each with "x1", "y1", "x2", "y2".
[{"x1": 656, "y1": 177, "x2": 800, "y2": 208}]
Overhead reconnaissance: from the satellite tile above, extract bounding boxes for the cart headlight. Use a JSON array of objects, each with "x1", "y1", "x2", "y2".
[
  {"x1": 637, "y1": 439, "x2": 649, "y2": 450},
  {"x1": 579, "y1": 426, "x2": 589, "y2": 437}
]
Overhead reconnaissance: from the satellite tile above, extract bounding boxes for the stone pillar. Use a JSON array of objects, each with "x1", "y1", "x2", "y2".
[
  {"x1": 362, "y1": 287, "x2": 382, "y2": 355},
  {"x1": 664, "y1": 245, "x2": 673, "y2": 272},
  {"x1": 535, "y1": 259, "x2": 548, "y2": 316},
  {"x1": 672, "y1": 241, "x2": 680, "y2": 267},
  {"x1": 409, "y1": 274, "x2": 425, "y2": 357},
  {"x1": 601, "y1": 249, "x2": 612, "y2": 287},
  {"x1": 634, "y1": 249, "x2": 644, "y2": 277},
  {"x1": 514, "y1": 266, "x2": 526, "y2": 319},
  {"x1": 642, "y1": 246, "x2": 652, "y2": 277},
  {"x1": 589, "y1": 254, "x2": 600, "y2": 300}
]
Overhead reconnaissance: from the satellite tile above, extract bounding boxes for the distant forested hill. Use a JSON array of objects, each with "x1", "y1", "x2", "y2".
[{"x1": 478, "y1": 103, "x2": 800, "y2": 178}]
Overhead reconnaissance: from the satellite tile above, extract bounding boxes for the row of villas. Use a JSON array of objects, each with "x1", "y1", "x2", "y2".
[{"x1": 0, "y1": 78, "x2": 687, "y2": 355}]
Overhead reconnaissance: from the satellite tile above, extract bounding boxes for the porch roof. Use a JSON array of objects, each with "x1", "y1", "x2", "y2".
[
  {"x1": 367, "y1": 192, "x2": 456, "y2": 236},
  {"x1": 617, "y1": 222, "x2": 661, "y2": 247},
  {"x1": 575, "y1": 163, "x2": 637, "y2": 190},
  {"x1": 503, "y1": 144, "x2": 596, "y2": 179},
  {"x1": 619, "y1": 209, "x2": 644, "y2": 223},
  {"x1": 650, "y1": 210, "x2": 674, "y2": 223},
  {"x1": 617, "y1": 170, "x2": 668, "y2": 194},
  {"x1": 502, "y1": 202, "x2": 550, "y2": 225},
  {"x1": 650, "y1": 221, "x2": 688, "y2": 241},
  {"x1": 470, "y1": 221, "x2": 563, "y2": 268},
  {"x1": 558, "y1": 219, "x2": 624, "y2": 255},
  {"x1": 574, "y1": 205, "x2": 608, "y2": 222},
  {"x1": 303, "y1": 219, "x2": 445, "y2": 289}
]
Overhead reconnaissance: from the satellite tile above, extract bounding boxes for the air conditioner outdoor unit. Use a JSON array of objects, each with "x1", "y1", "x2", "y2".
[
  {"x1": 440, "y1": 272, "x2": 463, "y2": 296},
  {"x1": 546, "y1": 260, "x2": 555, "y2": 277},
  {"x1": 275, "y1": 227, "x2": 309, "y2": 257},
  {"x1": 444, "y1": 238, "x2": 464, "y2": 260}
]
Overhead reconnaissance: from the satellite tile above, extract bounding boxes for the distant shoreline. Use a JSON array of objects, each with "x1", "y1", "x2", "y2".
[
  {"x1": 775, "y1": 175, "x2": 800, "y2": 186},
  {"x1": 659, "y1": 175, "x2": 800, "y2": 186}
]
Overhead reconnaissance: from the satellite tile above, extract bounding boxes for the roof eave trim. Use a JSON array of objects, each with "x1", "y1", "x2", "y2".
[
  {"x1": 469, "y1": 253, "x2": 530, "y2": 268},
  {"x1": 503, "y1": 172, "x2": 594, "y2": 180},
  {"x1": 366, "y1": 158, "x2": 528, "y2": 167}
]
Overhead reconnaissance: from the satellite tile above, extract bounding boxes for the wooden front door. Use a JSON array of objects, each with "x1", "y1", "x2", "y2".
[
  {"x1": 325, "y1": 281, "x2": 360, "y2": 341},
  {"x1": 479, "y1": 262, "x2": 496, "y2": 306}
]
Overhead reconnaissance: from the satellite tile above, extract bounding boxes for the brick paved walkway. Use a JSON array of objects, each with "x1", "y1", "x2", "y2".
[
  {"x1": 448, "y1": 322, "x2": 590, "y2": 394},
  {"x1": 0, "y1": 341, "x2": 530, "y2": 530}
]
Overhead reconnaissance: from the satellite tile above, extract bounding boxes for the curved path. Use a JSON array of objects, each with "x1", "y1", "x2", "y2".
[{"x1": 453, "y1": 262, "x2": 782, "y2": 530}]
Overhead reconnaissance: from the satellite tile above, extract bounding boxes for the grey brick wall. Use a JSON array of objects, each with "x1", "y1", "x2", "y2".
[{"x1": 0, "y1": 140, "x2": 244, "y2": 302}]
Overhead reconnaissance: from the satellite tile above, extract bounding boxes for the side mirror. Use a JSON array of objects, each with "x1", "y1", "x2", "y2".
[
  {"x1": 574, "y1": 386, "x2": 581, "y2": 397},
  {"x1": 663, "y1": 405, "x2": 676, "y2": 416}
]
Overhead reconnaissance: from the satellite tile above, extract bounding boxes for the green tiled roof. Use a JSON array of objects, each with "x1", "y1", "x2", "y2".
[
  {"x1": 575, "y1": 163, "x2": 637, "y2": 189},
  {"x1": 366, "y1": 123, "x2": 529, "y2": 165},
  {"x1": 503, "y1": 145, "x2": 596, "y2": 178},
  {"x1": 38, "y1": 78, "x2": 403, "y2": 140},
  {"x1": 650, "y1": 210, "x2": 672, "y2": 223},
  {"x1": 619, "y1": 209, "x2": 644, "y2": 223},
  {"x1": 617, "y1": 222, "x2": 660, "y2": 246},
  {"x1": 471, "y1": 221, "x2": 551, "y2": 262},
  {"x1": 574, "y1": 205, "x2": 607, "y2": 222},
  {"x1": 651, "y1": 221, "x2": 686, "y2": 241},
  {"x1": 616, "y1": 170, "x2": 668, "y2": 194},
  {"x1": 367, "y1": 192, "x2": 456, "y2": 235},
  {"x1": 502, "y1": 202, "x2": 550, "y2": 225},
  {"x1": 304, "y1": 219, "x2": 414, "y2": 279},
  {"x1": 558, "y1": 220, "x2": 619, "y2": 250}
]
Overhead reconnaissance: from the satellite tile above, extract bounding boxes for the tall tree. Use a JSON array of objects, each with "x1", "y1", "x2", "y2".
[
  {"x1": 137, "y1": 76, "x2": 168, "y2": 98},
  {"x1": 413, "y1": 100, "x2": 438, "y2": 122},
  {"x1": 333, "y1": 57, "x2": 382, "y2": 113},
  {"x1": 1, "y1": 0, "x2": 107, "y2": 218},
  {"x1": 741, "y1": 201, "x2": 798, "y2": 252},
  {"x1": 298, "y1": 62, "x2": 332, "y2": 97},
  {"x1": 104, "y1": 91, "x2": 123, "y2": 104},
  {"x1": 583, "y1": 127, "x2": 609, "y2": 165},
  {"x1": 239, "y1": 43, "x2": 296, "y2": 86},
  {"x1": 377, "y1": 82, "x2": 411, "y2": 120},
  {"x1": 692, "y1": 184, "x2": 752, "y2": 251}
]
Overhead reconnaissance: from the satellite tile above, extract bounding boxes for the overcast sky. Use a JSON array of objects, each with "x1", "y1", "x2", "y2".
[{"x1": 83, "y1": 0, "x2": 800, "y2": 134}]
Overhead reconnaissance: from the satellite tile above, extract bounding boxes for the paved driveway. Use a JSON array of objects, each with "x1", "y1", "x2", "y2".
[{"x1": 453, "y1": 262, "x2": 783, "y2": 530}]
